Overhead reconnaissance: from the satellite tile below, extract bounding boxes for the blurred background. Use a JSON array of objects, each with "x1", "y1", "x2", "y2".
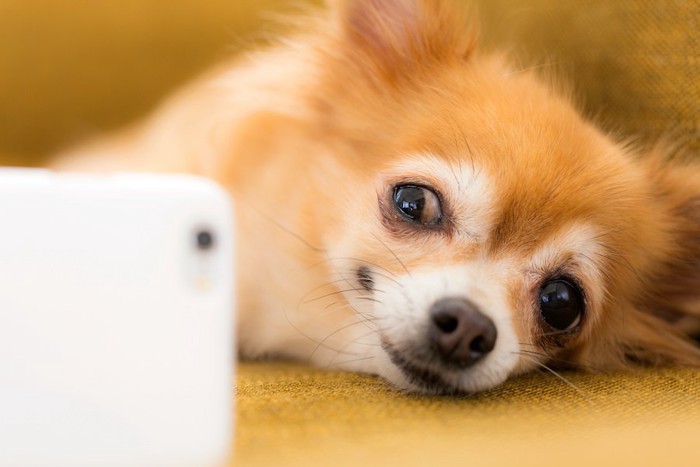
[{"x1": 0, "y1": 0, "x2": 697, "y2": 166}]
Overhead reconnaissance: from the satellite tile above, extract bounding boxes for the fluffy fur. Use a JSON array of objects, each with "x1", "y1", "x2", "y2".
[{"x1": 54, "y1": 0, "x2": 700, "y2": 393}]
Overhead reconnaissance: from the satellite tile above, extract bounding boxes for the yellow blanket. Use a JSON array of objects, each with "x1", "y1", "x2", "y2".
[{"x1": 235, "y1": 362, "x2": 700, "y2": 466}]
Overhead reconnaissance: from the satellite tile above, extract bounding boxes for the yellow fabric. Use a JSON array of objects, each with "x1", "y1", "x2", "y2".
[
  {"x1": 235, "y1": 362, "x2": 700, "y2": 466},
  {"x1": 0, "y1": 0, "x2": 314, "y2": 164}
]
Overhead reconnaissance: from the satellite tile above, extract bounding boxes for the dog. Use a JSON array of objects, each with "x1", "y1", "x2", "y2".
[{"x1": 54, "y1": 0, "x2": 700, "y2": 394}]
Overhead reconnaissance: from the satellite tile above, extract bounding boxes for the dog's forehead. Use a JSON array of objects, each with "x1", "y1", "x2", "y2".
[
  {"x1": 381, "y1": 151, "x2": 618, "y2": 258},
  {"x1": 369, "y1": 76, "x2": 634, "y2": 257},
  {"x1": 484, "y1": 150, "x2": 622, "y2": 257}
]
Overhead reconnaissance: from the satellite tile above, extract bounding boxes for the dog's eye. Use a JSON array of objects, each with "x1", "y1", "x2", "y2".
[
  {"x1": 538, "y1": 279, "x2": 584, "y2": 331},
  {"x1": 393, "y1": 185, "x2": 442, "y2": 225}
]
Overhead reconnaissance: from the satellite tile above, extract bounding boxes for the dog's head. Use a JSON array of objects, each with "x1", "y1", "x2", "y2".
[{"x1": 300, "y1": 0, "x2": 700, "y2": 393}]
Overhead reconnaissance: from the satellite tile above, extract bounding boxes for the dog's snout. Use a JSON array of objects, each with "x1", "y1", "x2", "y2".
[{"x1": 429, "y1": 298, "x2": 497, "y2": 368}]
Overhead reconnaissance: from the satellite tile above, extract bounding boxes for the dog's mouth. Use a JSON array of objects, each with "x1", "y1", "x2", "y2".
[{"x1": 382, "y1": 341, "x2": 463, "y2": 395}]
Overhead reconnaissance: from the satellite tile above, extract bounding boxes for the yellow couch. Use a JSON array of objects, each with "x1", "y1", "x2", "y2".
[
  {"x1": 236, "y1": 363, "x2": 700, "y2": 466},
  {"x1": 1, "y1": 1, "x2": 697, "y2": 466}
]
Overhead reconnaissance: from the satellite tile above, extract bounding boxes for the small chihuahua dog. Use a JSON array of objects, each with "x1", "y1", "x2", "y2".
[{"x1": 55, "y1": 0, "x2": 700, "y2": 393}]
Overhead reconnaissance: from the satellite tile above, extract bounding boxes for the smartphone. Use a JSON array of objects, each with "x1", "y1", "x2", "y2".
[{"x1": 0, "y1": 169, "x2": 234, "y2": 467}]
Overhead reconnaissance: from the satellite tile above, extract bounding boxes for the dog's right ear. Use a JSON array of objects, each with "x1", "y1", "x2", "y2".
[{"x1": 330, "y1": 0, "x2": 477, "y2": 83}]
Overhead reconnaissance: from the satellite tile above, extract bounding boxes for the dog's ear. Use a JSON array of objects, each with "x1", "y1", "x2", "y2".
[
  {"x1": 642, "y1": 155, "x2": 700, "y2": 337},
  {"x1": 574, "y1": 292, "x2": 700, "y2": 372},
  {"x1": 609, "y1": 306, "x2": 700, "y2": 367},
  {"x1": 332, "y1": 0, "x2": 477, "y2": 82},
  {"x1": 584, "y1": 153, "x2": 700, "y2": 369}
]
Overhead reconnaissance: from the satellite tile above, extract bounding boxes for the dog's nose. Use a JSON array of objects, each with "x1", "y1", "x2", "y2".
[{"x1": 429, "y1": 297, "x2": 497, "y2": 367}]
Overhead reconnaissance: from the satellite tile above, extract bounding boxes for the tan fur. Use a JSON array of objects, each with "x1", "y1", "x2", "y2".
[{"x1": 53, "y1": 0, "x2": 700, "y2": 392}]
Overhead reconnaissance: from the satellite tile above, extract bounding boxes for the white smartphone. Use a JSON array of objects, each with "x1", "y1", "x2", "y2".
[{"x1": 0, "y1": 169, "x2": 234, "y2": 467}]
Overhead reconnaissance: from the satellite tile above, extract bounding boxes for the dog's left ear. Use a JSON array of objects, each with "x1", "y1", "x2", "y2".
[
  {"x1": 608, "y1": 307, "x2": 700, "y2": 367},
  {"x1": 331, "y1": 0, "x2": 477, "y2": 82},
  {"x1": 643, "y1": 156, "x2": 700, "y2": 334},
  {"x1": 596, "y1": 154, "x2": 700, "y2": 368}
]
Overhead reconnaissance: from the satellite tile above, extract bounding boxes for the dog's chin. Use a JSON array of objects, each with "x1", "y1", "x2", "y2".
[{"x1": 378, "y1": 343, "x2": 511, "y2": 395}]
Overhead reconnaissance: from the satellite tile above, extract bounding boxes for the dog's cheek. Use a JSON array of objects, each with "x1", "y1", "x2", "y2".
[
  {"x1": 505, "y1": 274, "x2": 542, "y2": 365},
  {"x1": 371, "y1": 274, "x2": 420, "y2": 345}
]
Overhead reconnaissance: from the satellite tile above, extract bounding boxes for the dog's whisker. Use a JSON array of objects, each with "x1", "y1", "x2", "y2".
[
  {"x1": 298, "y1": 278, "x2": 359, "y2": 304},
  {"x1": 517, "y1": 344, "x2": 602, "y2": 371},
  {"x1": 369, "y1": 232, "x2": 412, "y2": 278},
  {"x1": 329, "y1": 329, "x2": 382, "y2": 364},
  {"x1": 301, "y1": 287, "x2": 371, "y2": 305},
  {"x1": 318, "y1": 299, "x2": 379, "y2": 317},
  {"x1": 535, "y1": 329, "x2": 576, "y2": 338},
  {"x1": 355, "y1": 296, "x2": 383, "y2": 304},
  {"x1": 308, "y1": 318, "x2": 379, "y2": 362},
  {"x1": 368, "y1": 269, "x2": 405, "y2": 288},
  {"x1": 324, "y1": 252, "x2": 358, "y2": 293},
  {"x1": 324, "y1": 300, "x2": 344, "y2": 310},
  {"x1": 517, "y1": 348, "x2": 577, "y2": 367},
  {"x1": 504, "y1": 61, "x2": 559, "y2": 78},
  {"x1": 244, "y1": 199, "x2": 327, "y2": 253},
  {"x1": 328, "y1": 329, "x2": 383, "y2": 366},
  {"x1": 311, "y1": 256, "x2": 402, "y2": 281},
  {"x1": 515, "y1": 352, "x2": 592, "y2": 403},
  {"x1": 283, "y1": 307, "x2": 367, "y2": 358},
  {"x1": 328, "y1": 355, "x2": 376, "y2": 369},
  {"x1": 316, "y1": 300, "x2": 377, "y2": 326}
]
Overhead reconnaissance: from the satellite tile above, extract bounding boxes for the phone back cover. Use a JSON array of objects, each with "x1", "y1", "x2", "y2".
[{"x1": 0, "y1": 171, "x2": 234, "y2": 467}]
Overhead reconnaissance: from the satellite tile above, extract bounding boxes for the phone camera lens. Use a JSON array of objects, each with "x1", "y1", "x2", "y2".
[{"x1": 196, "y1": 230, "x2": 215, "y2": 251}]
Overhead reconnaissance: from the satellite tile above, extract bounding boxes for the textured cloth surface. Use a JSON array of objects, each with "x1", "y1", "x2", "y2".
[
  {"x1": 0, "y1": 0, "x2": 295, "y2": 163},
  {"x1": 235, "y1": 362, "x2": 700, "y2": 467}
]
